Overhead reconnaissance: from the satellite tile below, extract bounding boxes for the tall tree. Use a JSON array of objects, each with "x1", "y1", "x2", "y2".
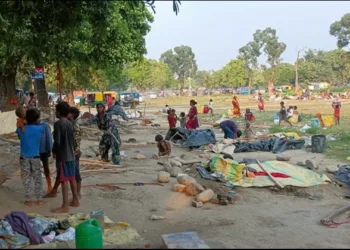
[
  {"x1": 253, "y1": 28, "x2": 287, "y2": 94},
  {"x1": 330, "y1": 13, "x2": 350, "y2": 49},
  {"x1": 238, "y1": 41, "x2": 262, "y2": 94},
  {"x1": 160, "y1": 45, "x2": 197, "y2": 92},
  {"x1": 220, "y1": 59, "x2": 248, "y2": 89}
]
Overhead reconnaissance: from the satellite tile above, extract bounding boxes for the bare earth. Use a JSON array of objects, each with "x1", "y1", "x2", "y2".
[{"x1": 1, "y1": 97, "x2": 350, "y2": 248}]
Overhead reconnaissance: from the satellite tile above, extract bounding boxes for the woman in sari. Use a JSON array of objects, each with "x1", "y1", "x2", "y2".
[
  {"x1": 186, "y1": 99, "x2": 199, "y2": 129},
  {"x1": 258, "y1": 93, "x2": 265, "y2": 111},
  {"x1": 231, "y1": 96, "x2": 241, "y2": 116}
]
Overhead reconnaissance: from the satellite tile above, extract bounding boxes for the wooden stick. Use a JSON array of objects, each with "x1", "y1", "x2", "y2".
[
  {"x1": 321, "y1": 204, "x2": 350, "y2": 226},
  {"x1": 80, "y1": 169, "x2": 127, "y2": 174},
  {"x1": 257, "y1": 160, "x2": 284, "y2": 189}
]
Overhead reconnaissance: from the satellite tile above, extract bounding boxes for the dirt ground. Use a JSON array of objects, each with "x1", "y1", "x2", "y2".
[{"x1": 1, "y1": 97, "x2": 350, "y2": 248}]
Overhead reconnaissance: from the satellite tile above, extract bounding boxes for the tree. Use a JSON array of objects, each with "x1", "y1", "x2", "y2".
[
  {"x1": 194, "y1": 70, "x2": 211, "y2": 88},
  {"x1": 275, "y1": 63, "x2": 295, "y2": 85},
  {"x1": 253, "y1": 28, "x2": 287, "y2": 94},
  {"x1": 0, "y1": 1, "x2": 153, "y2": 110},
  {"x1": 238, "y1": 41, "x2": 262, "y2": 94},
  {"x1": 220, "y1": 59, "x2": 247, "y2": 89},
  {"x1": 160, "y1": 45, "x2": 197, "y2": 92},
  {"x1": 330, "y1": 13, "x2": 350, "y2": 49},
  {"x1": 125, "y1": 59, "x2": 174, "y2": 90}
]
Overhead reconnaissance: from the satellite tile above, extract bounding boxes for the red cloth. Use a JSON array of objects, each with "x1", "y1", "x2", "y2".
[
  {"x1": 203, "y1": 106, "x2": 209, "y2": 114},
  {"x1": 186, "y1": 106, "x2": 199, "y2": 129},
  {"x1": 254, "y1": 171, "x2": 290, "y2": 178},
  {"x1": 334, "y1": 107, "x2": 340, "y2": 117},
  {"x1": 168, "y1": 114, "x2": 176, "y2": 128},
  {"x1": 245, "y1": 112, "x2": 256, "y2": 121}
]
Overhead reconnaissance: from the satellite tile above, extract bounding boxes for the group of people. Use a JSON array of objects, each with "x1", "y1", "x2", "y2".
[
  {"x1": 14, "y1": 98, "x2": 131, "y2": 213},
  {"x1": 15, "y1": 102, "x2": 82, "y2": 213},
  {"x1": 166, "y1": 100, "x2": 200, "y2": 130},
  {"x1": 231, "y1": 93, "x2": 265, "y2": 117}
]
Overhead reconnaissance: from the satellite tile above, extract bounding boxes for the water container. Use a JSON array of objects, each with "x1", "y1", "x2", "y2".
[
  {"x1": 309, "y1": 118, "x2": 321, "y2": 128},
  {"x1": 90, "y1": 210, "x2": 105, "y2": 231},
  {"x1": 273, "y1": 114, "x2": 279, "y2": 124},
  {"x1": 311, "y1": 135, "x2": 327, "y2": 153},
  {"x1": 75, "y1": 219, "x2": 103, "y2": 249}
]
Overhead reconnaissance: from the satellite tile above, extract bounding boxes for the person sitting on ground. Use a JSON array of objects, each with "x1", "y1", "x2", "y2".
[
  {"x1": 278, "y1": 101, "x2": 292, "y2": 127},
  {"x1": 16, "y1": 108, "x2": 44, "y2": 206},
  {"x1": 163, "y1": 105, "x2": 170, "y2": 113},
  {"x1": 286, "y1": 106, "x2": 294, "y2": 122},
  {"x1": 244, "y1": 108, "x2": 256, "y2": 122},
  {"x1": 15, "y1": 106, "x2": 27, "y2": 133},
  {"x1": 178, "y1": 112, "x2": 186, "y2": 128},
  {"x1": 167, "y1": 109, "x2": 176, "y2": 129},
  {"x1": 244, "y1": 123, "x2": 253, "y2": 139},
  {"x1": 155, "y1": 134, "x2": 172, "y2": 156}
]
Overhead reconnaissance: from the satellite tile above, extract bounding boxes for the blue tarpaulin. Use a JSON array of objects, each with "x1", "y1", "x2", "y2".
[{"x1": 165, "y1": 128, "x2": 216, "y2": 148}]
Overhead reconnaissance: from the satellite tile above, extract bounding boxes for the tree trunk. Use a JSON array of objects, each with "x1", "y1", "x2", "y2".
[
  {"x1": 34, "y1": 64, "x2": 49, "y2": 107},
  {"x1": 0, "y1": 69, "x2": 17, "y2": 112},
  {"x1": 248, "y1": 70, "x2": 252, "y2": 95},
  {"x1": 268, "y1": 66, "x2": 276, "y2": 95},
  {"x1": 66, "y1": 90, "x2": 74, "y2": 105},
  {"x1": 295, "y1": 51, "x2": 300, "y2": 93}
]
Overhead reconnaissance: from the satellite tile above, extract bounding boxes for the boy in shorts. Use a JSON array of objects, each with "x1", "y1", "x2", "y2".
[
  {"x1": 51, "y1": 102, "x2": 79, "y2": 213},
  {"x1": 68, "y1": 107, "x2": 82, "y2": 199},
  {"x1": 16, "y1": 108, "x2": 44, "y2": 206},
  {"x1": 38, "y1": 118, "x2": 53, "y2": 193}
]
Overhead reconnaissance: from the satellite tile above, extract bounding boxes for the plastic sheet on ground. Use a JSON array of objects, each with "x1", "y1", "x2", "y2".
[
  {"x1": 231, "y1": 161, "x2": 331, "y2": 188},
  {"x1": 208, "y1": 155, "x2": 246, "y2": 183},
  {"x1": 334, "y1": 165, "x2": 350, "y2": 185},
  {"x1": 165, "y1": 128, "x2": 216, "y2": 148},
  {"x1": 233, "y1": 136, "x2": 305, "y2": 154},
  {"x1": 0, "y1": 219, "x2": 30, "y2": 249}
]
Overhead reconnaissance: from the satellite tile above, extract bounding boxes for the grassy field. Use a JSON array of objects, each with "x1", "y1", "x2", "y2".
[{"x1": 148, "y1": 94, "x2": 350, "y2": 161}]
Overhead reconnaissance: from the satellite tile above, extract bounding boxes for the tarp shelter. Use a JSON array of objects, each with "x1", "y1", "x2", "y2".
[{"x1": 165, "y1": 128, "x2": 216, "y2": 148}]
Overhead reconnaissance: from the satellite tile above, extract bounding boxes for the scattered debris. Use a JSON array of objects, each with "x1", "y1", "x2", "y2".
[
  {"x1": 177, "y1": 175, "x2": 196, "y2": 186},
  {"x1": 170, "y1": 159, "x2": 182, "y2": 168},
  {"x1": 158, "y1": 171, "x2": 170, "y2": 183},
  {"x1": 309, "y1": 194, "x2": 323, "y2": 200},
  {"x1": 192, "y1": 200, "x2": 203, "y2": 208},
  {"x1": 161, "y1": 231, "x2": 210, "y2": 249},
  {"x1": 276, "y1": 154, "x2": 291, "y2": 161},
  {"x1": 149, "y1": 215, "x2": 165, "y2": 221},
  {"x1": 170, "y1": 166, "x2": 182, "y2": 177},
  {"x1": 326, "y1": 166, "x2": 339, "y2": 174},
  {"x1": 163, "y1": 162, "x2": 172, "y2": 173},
  {"x1": 151, "y1": 154, "x2": 159, "y2": 160}
]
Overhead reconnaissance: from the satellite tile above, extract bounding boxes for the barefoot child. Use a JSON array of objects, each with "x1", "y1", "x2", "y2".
[
  {"x1": 68, "y1": 107, "x2": 82, "y2": 199},
  {"x1": 51, "y1": 102, "x2": 79, "y2": 213},
  {"x1": 38, "y1": 119, "x2": 53, "y2": 193},
  {"x1": 16, "y1": 108, "x2": 44, "y2": 206},
  {"x1": 167, "y1": 109, "x2": 176, "y2": 129},
  {"x1": 244, "y1": 123, "x2": 253, "y2": 139},
  {"x1": 334, "y1": 105, "x2": 340, "y2": 125},
  {"x1": 244, "y1": 108, "x2": 256, "y2": 122},
  {"x1": 155, "y1": 134, "x2": 172, "y2": 156},
  {"x1": 178, "y1": 112, "x2": 186, "y2": 128},
  {"x1": 15, "y1": 106, "x2": 26, "y2": 133}
]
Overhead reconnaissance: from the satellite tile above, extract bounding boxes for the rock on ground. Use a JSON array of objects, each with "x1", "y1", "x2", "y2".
[
  {"x1": 192, "y1": 200, "x2": 203, "y2": 208},
  {"x1": 170, "y1": 166, "x2": 182, "y2": 177},
  {"x1": 163, "y1": 162, "x2": 172, "y2": 173},
  {"x1": 135, "y1": 154, "x2": 146, "y2": 160},
  {"x1": 326, "y1": 166, "x2": 339, "y2": 174},
  {"x1": 177, "y1": 175, "x2": 196, "y2": 186},
  {"x1": 297, "y1": 161, "x2": 306, "y2": 167},
  {"x1": 158, "y1": 171, "x2": 170, "y2": 183},
  {"x1": 196, "y1": 189, "x2": 215, "y2": 202},
  {"x1": 306, "y1": 159, "x2": 318, "y2": 170},
  {"x1": 170, "y1": 159, "x2": 182, "y2": 168},
  {"x1": 186, "y1": 182, "x2": 203, "y2": 196},
  {"x1": 172, "y1": 184, "x2": 186, "y2": 192}
]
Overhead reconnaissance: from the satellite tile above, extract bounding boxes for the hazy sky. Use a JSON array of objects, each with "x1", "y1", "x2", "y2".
[{"x1": 145, "y1": 1, "x2": 350, "y2": 71}]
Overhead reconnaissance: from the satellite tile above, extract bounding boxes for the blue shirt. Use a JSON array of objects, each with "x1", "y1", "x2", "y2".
[
  {"x1": 16, "y1": 125, "x2": 44, "y2": 158},
  {"x1": 38, "y1": 122, "x2": 53, "y2": 154}
]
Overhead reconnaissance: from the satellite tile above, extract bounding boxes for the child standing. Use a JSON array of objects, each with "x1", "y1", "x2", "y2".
[
  {"x1": 15, "y1": 106, "x2": 27, "y2": 133},
  {"x1": 244, "y1": 108, "x2": 256, "y2": 122},
  {"x1": 68, "y1": 107, "x2": 82, "y2": 199},
  {"x1": 167, "y1": 109, "x2": 176, "y2": 129},
  {"x1": 178, "y1": 112, "x2": 186, "y2": 128},
  {"x1": 155, "y1": 134, "x2": 172, "y2": 156},
  {"x1": 51, "y1": 102, "x2": 79, "y2": 213},
  {"x1": 16, "y1": 108, "x2": 44, "y2": 206},
  {"x1": 334, "y1": 105, "x2": 340, "y2": 125},
  {"x1": 209, "y1": 99, "x2": 214, "y2": 114},
  {"x1": 279, "y1": 102, "x2": 292, "y2": 126},
  {"x1": 244, "y1": 123, "x2": 253, "y2": 139},
  {"x1": 38, "y1": 119, "x2": 53, "y2": 193}
]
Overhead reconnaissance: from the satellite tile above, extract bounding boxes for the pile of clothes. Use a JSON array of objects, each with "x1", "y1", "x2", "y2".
[{"x1": 0, "y1": 211, "x2": 76, "y2": 249}]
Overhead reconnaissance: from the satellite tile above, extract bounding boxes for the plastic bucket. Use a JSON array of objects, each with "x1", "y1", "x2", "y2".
[{"x1": 75, "y1": 219, "x2": 103, "y2": 249}]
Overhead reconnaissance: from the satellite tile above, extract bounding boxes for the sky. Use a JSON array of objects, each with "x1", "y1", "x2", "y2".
[{"x1": 145, "y1": 1, "x2": 350, "y2": 71}]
